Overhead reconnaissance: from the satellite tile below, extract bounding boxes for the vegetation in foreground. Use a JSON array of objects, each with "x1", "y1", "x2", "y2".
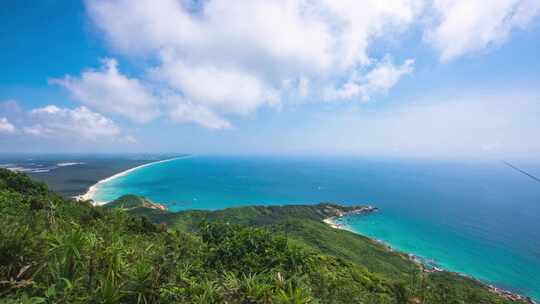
[{"x1": 0, "y1": 169, "x2": 528, "y2": 303}]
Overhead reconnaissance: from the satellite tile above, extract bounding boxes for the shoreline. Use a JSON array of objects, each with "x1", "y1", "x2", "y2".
[
  {"x1": 322, "y1": 205, "x2": 378, "y2": 229},
  {"x1": 77, "y1": 156, "x2": 189, "y2": 205},
  {"x1": 324, "y1": 212, "x2": 536, "y2": 304}
]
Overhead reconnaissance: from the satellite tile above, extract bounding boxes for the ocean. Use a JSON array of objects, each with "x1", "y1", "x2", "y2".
[{"x1": 91, "y1": 155, "x2": 540, "y2": 300}]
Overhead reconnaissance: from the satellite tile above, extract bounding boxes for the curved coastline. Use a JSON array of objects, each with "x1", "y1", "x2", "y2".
[
  {"x1": 79, "y1": 156, "x2": 190, "y2": 205},
  {"x1": 75, "y1": 156, "x2": 535, "y2": 303},
  {"x1": 324, "y1": 214, "x2": 536, "y2": 304}
]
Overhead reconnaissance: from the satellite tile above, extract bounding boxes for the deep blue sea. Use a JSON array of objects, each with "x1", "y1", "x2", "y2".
[{"x1": 93, "y1": 156, "x2": 540, "y2": 300}]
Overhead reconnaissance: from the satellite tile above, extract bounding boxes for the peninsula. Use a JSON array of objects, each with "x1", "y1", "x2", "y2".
[{"x1": 0, "y1": 169, "x2": 534, "y2": 303}]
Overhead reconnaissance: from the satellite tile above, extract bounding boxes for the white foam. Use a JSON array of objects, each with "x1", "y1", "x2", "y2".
[{"x1": 57, "y1": 162, "x2": 84, "y2": 167}]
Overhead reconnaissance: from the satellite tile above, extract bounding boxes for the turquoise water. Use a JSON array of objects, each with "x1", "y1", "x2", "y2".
[{"x1": 93, "y1": 156, "x2": 540, "y2": 300}]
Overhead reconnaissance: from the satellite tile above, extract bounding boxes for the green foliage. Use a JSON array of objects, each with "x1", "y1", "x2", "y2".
[
  {"x1": 0, "y1": 168, "x2": 528, "y2": 303},
  {"x1": 0, "y1": 170, "x2": 46, "y2": 196}
]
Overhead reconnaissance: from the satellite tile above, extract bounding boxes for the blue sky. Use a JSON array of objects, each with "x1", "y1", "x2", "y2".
[{"x1": 1, "y1": 0, "x2": 539, "y2": 159}]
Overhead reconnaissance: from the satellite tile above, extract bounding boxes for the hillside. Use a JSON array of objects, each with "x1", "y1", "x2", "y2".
[
  {"x1": 112, "y1": 194, "x2": 533, "y2": 303},
  {"x1": 0, "y1": 169, "x2": 531, "y2": 303}
]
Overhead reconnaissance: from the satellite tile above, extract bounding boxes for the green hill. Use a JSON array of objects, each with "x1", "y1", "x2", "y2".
[{"x1": 0, "y1": 168, "x2": 530, "y2": 303}]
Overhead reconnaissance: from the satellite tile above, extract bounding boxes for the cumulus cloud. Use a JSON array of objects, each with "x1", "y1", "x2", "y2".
[
  {"x1": 79, "y1": 0, "x2": 422, "y2": 128},
  {"x1": 0, "y1": 117, "x2": 16, "y2": 134},
  {"x1": 23, "y1": 105, "x2": 124, "y2": 141},
  {"x1": 50, "y1": 59, "x2": 160, "y2": 123},
  {"x1": 86, "y1": 0, "x2": 420, "y2": 73},
  {"x1": 426, "y1": 0, "x2": 540, "y2": 61},
  {"x1": 324, "y1": 57, "x2": 414, "y2": 101},
  {"x1": 67, "y1": 0, "x2": 539, "y2": 131},
  {"x1": 153, "y1": 59, "x2": 280, "y2": 115},
  {"x1": 166, "y1": 97, "x2": 231, "y2": 130},
  {"x1": 85, "y1": 0, "x2": 540, "y2": 68}
]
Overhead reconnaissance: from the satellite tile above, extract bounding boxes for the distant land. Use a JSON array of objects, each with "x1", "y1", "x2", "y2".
[{"x1": 0, "y1": 154, "x2": 185, "y2": 197}]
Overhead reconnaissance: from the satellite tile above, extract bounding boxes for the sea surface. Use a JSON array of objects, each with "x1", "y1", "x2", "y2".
[
  {"x1": 92, "y1": 156, "x2": 540, "y2": 300},
  {"x1": 0, "y1": 154, "x2": 173, "y2": 197}
]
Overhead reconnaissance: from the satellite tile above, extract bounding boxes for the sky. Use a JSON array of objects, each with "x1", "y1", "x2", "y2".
[{"x1": 1, "y1": 0, "x2": 539, "y2": 159}]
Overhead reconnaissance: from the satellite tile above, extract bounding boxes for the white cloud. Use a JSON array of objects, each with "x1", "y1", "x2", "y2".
[
  {"x1": 0, "y1": 117, "x2": 16, "y2": 134},
  {"x1": 153, "y1": 60, "x2": 280, "y2": 115},
  {"x1": 76, "y1": 0, "x2": 539, "y2": 131},
  {"x1": 167, "y1": 97, "x2": 231, "y2": 130},
  {"x1": 22, "y1": 125, "x2": 43, "y2": 136},
  {"x1": 50, "y1": 59, "x2": 160, "y2": 123},
  {"x1": 85, "y1": 0, "x2": 200, "y2": 57},
  {"x1": 324, "y1": 57, "x2": 414, "y2": 101},
  {"x1": 84, "y1": 0, "x2": 421, "y2": 120},
  {"x1": 87, "y1": 0, "x2": 538, "y2": 68},
  {"x1": 24, "y1": 105, "x2": 123, "y2": 141},
  {"x1": 87, "y1": 0, "x2": 419, "y2": 72},
  {"x1": 426, "y1": 0, "x2": 540, "y2": 61}
]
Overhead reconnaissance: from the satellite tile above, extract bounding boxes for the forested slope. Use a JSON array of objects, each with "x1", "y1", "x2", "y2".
[{"x1": 0, "y1": 169, "x2": 528, "y2": 303}]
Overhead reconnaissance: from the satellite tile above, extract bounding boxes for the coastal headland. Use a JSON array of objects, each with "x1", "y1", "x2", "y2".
[
  {"x1": 322, "y1": 205, "x2": 535, "y2": 304},
  {"x1": 0, "y1": 167, "x2": 534, "y2": 303},
  {"x1": 73, "y1": 157, "x2": 537, "y2": 304}
]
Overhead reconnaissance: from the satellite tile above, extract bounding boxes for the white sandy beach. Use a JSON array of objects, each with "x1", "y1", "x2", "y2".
[{"x1": 323, "y1": 217, "x2": 342, "y2": 229}]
